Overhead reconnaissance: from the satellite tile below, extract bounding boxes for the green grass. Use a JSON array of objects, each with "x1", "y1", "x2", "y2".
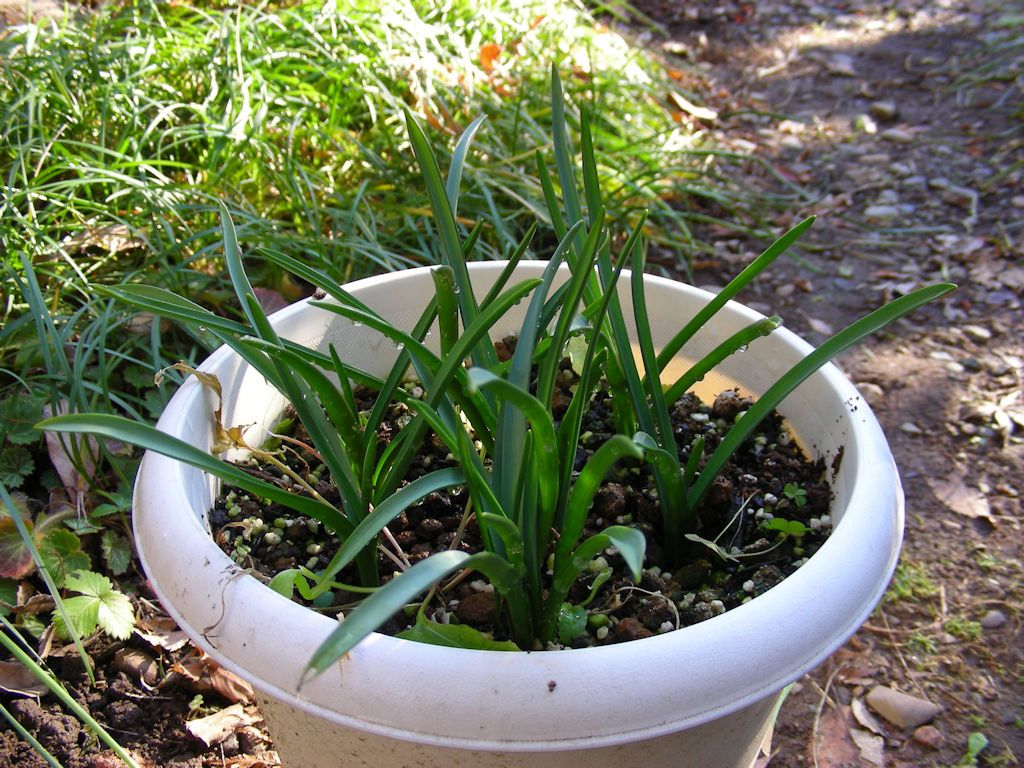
[{"x1": 0, "y1": 0, "x2": 740, "y2": 483}]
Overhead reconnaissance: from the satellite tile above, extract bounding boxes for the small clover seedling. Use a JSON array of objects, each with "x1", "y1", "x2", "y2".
[
  {"x1": 762, "y1": 518, "x2": 808, "y2": 539},
  {"x1": 782, "y1": 482, "x2": 808, "y2": 507}
]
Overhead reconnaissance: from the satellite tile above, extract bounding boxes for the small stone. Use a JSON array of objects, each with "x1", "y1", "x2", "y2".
[
  {"x1": 712, "y1": 390, "x2": 750, "y2": 420},
  {"x1": 980, "y1": 609, "x2": 1007, "y2": 629},
  {"x1": 913, "y1": 725, "x2": 947, "y2": 749},
  {"x1": 942, "y1": 185, "x2": 977, "y2": 208},
  {"x1": 856, "y1": 381, "x2": 885, "y2": 407},
  {"x1": 928, "y1": 177, "x2": 951, "y2": 190},
  {"x1": 855, "y1": 114, "x2": 878, "y2": 134},
  {"x1": 865, "y1": 205, "x2": 900, "y2": 221},
  {"x1": 890, "y1": 161, "x2": 913, "y2": 177},
  {"x1": 827, "y1": 54, "x2": 857, "y2": 76},
  {"x1": 877, "y1": 189, "x2": 899, "y2": 204},
  {"x1": 900, "y1": 422, "x2": 922, "y2": 435},
  {"x1": 881, "y1": 127, "x2": 915, "y2": 143},
  {"x1": 1012, "y1": 195, "x2": 1024, "y2": 209},
  {"x1": 866, "y1": 686, "x2": 942, "y2": 729},
  {"x1": 869, "y1": 100, "x2": 898, "y2": 121},
  {"x1": 963, "y1": 324, "x2": 992, "y2": 342}
]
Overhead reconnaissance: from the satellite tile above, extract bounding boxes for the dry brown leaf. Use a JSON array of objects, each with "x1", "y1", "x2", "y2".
[
  {"x1": 136, "y1": 616, "x2": 190, "y2": 652},
  {"x1": 0, "y1": 660, "x2": 48, "y2": 697},
  {"x1": 849, "y1": 727, "x2": 886, "y2": 766},
  {"x1": 186, "y1": 703, "x2": 259, "y2": 747},
  {"x1": 478, "y1": 42, "x2": 502, "y2": 73},
  {"x1": 668, "y1": 90, "x2": 718, "y2": 121},
  {"x1": 202, "y1": 754, "x2": 281, "y2": 768},
  {"x1": 852, "y1": 697, "x2": 886, "y2": 735},
  {"x1": 173, "y1": 654, "x2": 256, "y2": 704},
  {"x1": 926, "y1": 473, "x2": 992, "y2": 521},
  {"x1": 62, "y1": 223, "x2": 145, "y2": 255},
  {"x1": 41, "y1": 401, "x2": 98, "y2": 510},
  {"x1": 811, "y1": 705, "x2": 860, "y2": 767}
]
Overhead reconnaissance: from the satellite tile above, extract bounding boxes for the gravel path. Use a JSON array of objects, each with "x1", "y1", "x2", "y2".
[{"x1": 627, "y1": 1, "x2": 1023, "y2": 765}]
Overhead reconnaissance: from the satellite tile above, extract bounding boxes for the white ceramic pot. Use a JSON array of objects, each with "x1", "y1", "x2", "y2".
[{"x1": 134, "y1": 263, "x2": 903, "y2": 768}]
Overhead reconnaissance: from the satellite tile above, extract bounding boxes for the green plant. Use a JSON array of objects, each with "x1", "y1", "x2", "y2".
[
  {"x1": 40, "y1": 71, "x2": 955, "y2": 680},
  {"x1": 957, "y1": 732, "x2": 989, "y2": 767},
  {"x1": 945, "y1": 616, "x2": 984, "y2": 642},
  {"x1": 887, "y1": 560, "x2": 940, "y2": 602},
  {"x1": 0, "y1": 481, "x2": 139, "y2": 767}
]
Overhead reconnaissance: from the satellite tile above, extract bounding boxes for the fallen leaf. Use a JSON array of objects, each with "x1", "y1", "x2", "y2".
[
  {"x1": 926, "y1": 473, "x2": 992, "y2": 521},
  {"x1": 668, "y1": 90, "x2": 718, "y2": 121},
  {"x1": 41, "y1": 402, "x2": 98, "y2": 511},
  {"x1": 173, "y1": 654, "x2": 256, "y2": 704},
  {"x1": 201, "y1": 754, "x2": 280, "y2": 768},
  {"x1": 811, "y1": 705, "x2": 860, "y2": 767},
  {"x1": 849, "y1": 727, "x2": 886, "y2": 766},
  {"x1": 186, "y1": 703, "x2": 259, "y2": 747},
  {"x1": 114, "y1": 648, "x2": 159, "y2": 687},
  {"x1": 478, "y1": 42, "x2": 502, "y2": 73},
  {"x1": 136, "y1": 616, "x2": 190, "y2": 652},
  {"x1": 61, "y1": 223, "x2": 145, "y2": 255},
  {"x1": 0, "y1": 660, "x2": 48, "y2": 697},
  {"x1": 804, "y1": 314, "x2": 835, "y2": 336},
  {"x1": 852, "y1": 697, "x2": 885, "y2": 735}
]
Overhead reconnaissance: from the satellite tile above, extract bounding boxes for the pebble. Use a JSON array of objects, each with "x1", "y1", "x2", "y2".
[
  {"x1": 890, "y1": 161, "x2": 912, "y2": 176},
  {"x1": 928, "y1": 177, "x2": 951, "y2": 190},
  {"x1": 881, "y1": 127, "x2": 915, "y2": 143},
  {"x1": 869, "y1": 100, "x2": 898, "y2": 121},
  {"x1": 963, "y1": 324, "x2": 992, "y2": 342},
  {"x1": 865, "y1": 205, "x2": 900, "y2": 221},
  {"x1": 942, "y1": 185, "x2": 977, "y2": 208},
  {"x1": 866, "y1": 686, "x2": 942, "y2": 729},
  {"x1": 900, "y1": 422, "x2": 922, "y2": 435},
  {"x1": 856, "y1": 381, "x2": 885, "y2": 407},
  {"x1": 980, "y1": 609, "x2": 1007, "y2": 629},
  {"x1": 877, "y1": 189, "x2": 899, "y2": 204},
  {"x1": 913, "y1": 725, "x2": 947, "y2": 749},
  {"x1": 856, "y1": 114, "x2": 878, "y2": 134},
  {"x1": 1012, "y1": 195, "x2": 1024, "y2": 209}
]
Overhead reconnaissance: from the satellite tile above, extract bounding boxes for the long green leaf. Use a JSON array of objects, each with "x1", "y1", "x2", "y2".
[
  {"x1": 313, "y1": 467, "x2": 466, "y2": 593},
  {"x1": 304, "y1": 550, "x2": 520, "y2": 679},
  {"x1": 689, "y1": 282, "x2": 956, "y2": 509},
  {"x1": 37, "y1": 415, "x2": 352, "y2": 536},
  {"x1": 446, "y1": 114, "x2": 486, "y2": 214},
  {"x1": 404, "y1": 109, "x2": 496, "y2": 370},
  {"x1": 654, "y1": 216, "x2": 816, "y2": 374},
  {"x1": 663, "y1": 317, "x2": 783, "y2": 405},
  {"x1": 560, "y1": 434, "x2": 645, "y2": 552},
  {"x1": 551, "y1": 66, "x2": 584, "y2": 233},
  {"x1": 467, "y1": 368, "x2": 558, "y2": 515}
]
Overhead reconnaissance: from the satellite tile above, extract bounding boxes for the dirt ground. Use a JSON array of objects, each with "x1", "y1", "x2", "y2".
[
  {"x1": 1, "y1": 0, "x2": 1021, "y2": 767},
  {"x1": 634, "y1": 0, "x2": 1023, "y2": 765}
]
